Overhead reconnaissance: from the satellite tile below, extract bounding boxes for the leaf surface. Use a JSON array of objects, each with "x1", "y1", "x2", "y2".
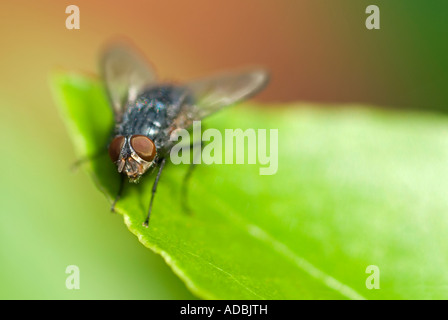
[{"x1": 52, "y1": 73, "x2": 448, "y2": 299}]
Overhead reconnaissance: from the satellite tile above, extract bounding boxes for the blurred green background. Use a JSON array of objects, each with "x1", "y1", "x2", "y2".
[{"x1": 0, "y1": 0, "x2": 447, "y2": 299}]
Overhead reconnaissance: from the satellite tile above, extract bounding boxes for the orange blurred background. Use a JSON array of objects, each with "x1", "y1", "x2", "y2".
[{"x1": 1, "y1": 0, "x2": 448, "y2": 119}]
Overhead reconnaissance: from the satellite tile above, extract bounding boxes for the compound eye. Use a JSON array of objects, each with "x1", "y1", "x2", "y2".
[
  {"x1": 130, "y1": 135, "x2": 156, "y2": 162},
  {"x1": 108, "y1": 136, "x2": 125, "y2": 162}
]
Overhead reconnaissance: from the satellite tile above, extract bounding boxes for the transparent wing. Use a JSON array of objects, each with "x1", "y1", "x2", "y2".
[
  {"x1": 100, "y1": 44, "x2": 157, "y2": 119},
  {"x1": 181, "y1": 68, "x2": 269, "y2": 124}
]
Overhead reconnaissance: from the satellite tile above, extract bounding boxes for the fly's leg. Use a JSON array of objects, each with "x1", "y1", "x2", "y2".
[
  {"x1": 71, "y1": 149, "x2": 107, "y2": 172},
  {"x1": 143, "y1": 158, "x2": 167, "y2": 227},
  {"x1": 71, "y1": 132, "x2": 113, "y2": 171},
  {"x1": 181, "y1": 140, "x2": 204, "y2": 215},
  {"x1": 111, "y1": 173, "x2": 125, "y2": 213}
]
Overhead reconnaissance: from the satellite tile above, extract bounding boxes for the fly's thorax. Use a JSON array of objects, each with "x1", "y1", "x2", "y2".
[
  {"x1": 115, "y1": 85, "x2": 192, "y2": 150},
  {"x1": 108, "y1": 134, "x2": 157, "y2": 182}
]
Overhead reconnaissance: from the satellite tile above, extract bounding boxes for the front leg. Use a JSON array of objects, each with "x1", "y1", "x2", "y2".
[
  {"x1": 71, "y1": 134, "x2": 113, "y2": 171},
  {"x1": 181, "y1": 140, "x2": 204, "y2": 215},
  {"x1": 143, "y1": 158, "x2": 167, "y2": 227},
  {"x1": 111, "y1": 173, "x2": 125, "y2": 213},
  {"x1": 70, "y1": 149, "x2": 107, "y2": 172}
]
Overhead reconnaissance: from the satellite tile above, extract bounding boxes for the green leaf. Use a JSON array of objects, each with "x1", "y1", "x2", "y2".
[{"x1": 52, "y1": 72, "x2": 448, "y2": 300}]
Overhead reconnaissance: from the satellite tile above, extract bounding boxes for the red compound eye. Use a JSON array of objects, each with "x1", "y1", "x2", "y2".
[
  {"x1": 108, "y1": 136, "x2": 125, "y2": 162},
  {"x1": 130, "y1": 135, "x2": 156, "y2": 162}
]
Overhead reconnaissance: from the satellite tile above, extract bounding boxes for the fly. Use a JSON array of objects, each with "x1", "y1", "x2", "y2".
[{"x1": 100, "y1": 43, "x2": 269, "y2": 227}]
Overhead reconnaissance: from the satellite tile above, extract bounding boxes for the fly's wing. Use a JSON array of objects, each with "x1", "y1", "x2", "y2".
[
  {"x1": 176, "y1": 68, "x2": 269, "y2": 129},
  {"x1": 100, "y1": 44, "x2": 157, "y2": 121}
]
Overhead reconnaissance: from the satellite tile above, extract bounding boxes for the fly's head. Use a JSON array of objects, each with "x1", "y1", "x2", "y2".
[{"x1": 108, "y1": 135, "x2": 157, "y2": 183}]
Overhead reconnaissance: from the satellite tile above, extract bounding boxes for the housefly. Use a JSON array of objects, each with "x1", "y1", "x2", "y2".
[{"x1": 100, "y1": 43, "x2": 269, "y2": 227}]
